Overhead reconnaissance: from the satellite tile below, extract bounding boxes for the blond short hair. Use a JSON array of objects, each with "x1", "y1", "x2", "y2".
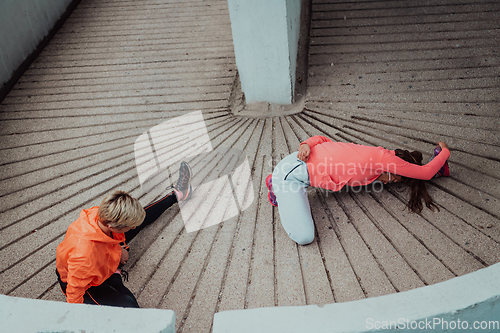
[{"x1": 98, "y1": 190, "x2": 145, "y2": 230}]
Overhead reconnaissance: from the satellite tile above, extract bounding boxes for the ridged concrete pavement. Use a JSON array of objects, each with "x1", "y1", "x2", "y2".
[{"x1": 0, "y1": 0, "x2": 498, "y2": 332}]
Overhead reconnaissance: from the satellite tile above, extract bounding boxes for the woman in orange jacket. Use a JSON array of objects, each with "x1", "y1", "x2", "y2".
[{"x1": 56, "y1": 162, "x2": 192, "y2": 307}]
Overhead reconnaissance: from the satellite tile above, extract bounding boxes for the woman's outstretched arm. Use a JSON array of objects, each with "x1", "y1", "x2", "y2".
[{"x1": 386, "y1": 143, "x2": 451, "y2": 180}]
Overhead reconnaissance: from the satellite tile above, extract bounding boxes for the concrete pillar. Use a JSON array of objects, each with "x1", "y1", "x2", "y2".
[{"x1": 227, "y1": 0, "x2": 302, "y2": 105}]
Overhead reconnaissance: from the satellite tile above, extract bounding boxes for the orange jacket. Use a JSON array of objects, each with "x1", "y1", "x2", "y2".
[{"x1": 56, "y1": 207, "x2": 125, "y2": 303}]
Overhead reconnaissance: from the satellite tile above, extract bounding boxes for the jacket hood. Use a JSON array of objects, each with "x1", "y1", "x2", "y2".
[{"x1": 68, "y1": 207, "x2": 124, "y2": 244}]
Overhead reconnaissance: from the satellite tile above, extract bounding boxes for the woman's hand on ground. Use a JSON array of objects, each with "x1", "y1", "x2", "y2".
[
  {"x1": 437, "y1": 141, "x2": 449, "y2": 150},
  {"x1": 120, "y1": 247, "x2": 129, "y2": 265},
  {"x1": 298, "y1": 144, "x2": 310, "y2": 162}
]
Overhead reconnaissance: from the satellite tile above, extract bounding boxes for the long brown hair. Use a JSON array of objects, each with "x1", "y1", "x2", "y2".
[{"x1": 394, "y1": 149, "x2": 439, "y2": 213}]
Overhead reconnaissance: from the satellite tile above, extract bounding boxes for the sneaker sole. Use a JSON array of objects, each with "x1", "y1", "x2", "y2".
[
  {"x1": 181, "y1": 162, "x2": 192, "y2": 201},
  {"x1": 265, "y1": 174, "x2": 278, "y2": 207}
]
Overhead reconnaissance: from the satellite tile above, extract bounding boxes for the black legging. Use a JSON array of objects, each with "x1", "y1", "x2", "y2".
[
  {"x1": 57, "y1": 192, "x2": 177, "y2": 307},
  {"x1": 56, "y1": 269, "x2": 140, "y2": 307},
  {"x1": 124, "y1": 192, "x2": 177, "y2": 243}
]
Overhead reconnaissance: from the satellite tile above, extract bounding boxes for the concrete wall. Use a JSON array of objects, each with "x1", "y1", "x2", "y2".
[
  {"x1": 227, "y1": 0, "x2": 302, "y2": 105},
  {"x1": 0, "y1": 295, "x2": 176, "y2": 333},
  {"x1": 213, "y1": 263, "x2": 500, "y2": 333},
  {"x1": 0, "y1": 0, "x2": 74, "y2": 88}
]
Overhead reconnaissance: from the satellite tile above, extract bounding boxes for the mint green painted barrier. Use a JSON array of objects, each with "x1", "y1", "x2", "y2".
[
  {"x1": 0, "y1": 295, "x2": 176, "y2": 333},
  {"x1": 213, "y1": 263, "x2": 500, "y2": 333}
]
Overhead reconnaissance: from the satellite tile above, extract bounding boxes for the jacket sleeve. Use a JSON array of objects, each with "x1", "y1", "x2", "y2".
[
  {"x1": 383, "y1": 148, "x2": 450, "y2": 180},
  {"x1": 65, "y1": 254, "x2": 94, "y2": 304},
  {"x1": 66, "y1": 283, "x2": 87, "y2": 304},
  {"x1": 301, "y1": 135, "x2": 333, "y2": 148}
]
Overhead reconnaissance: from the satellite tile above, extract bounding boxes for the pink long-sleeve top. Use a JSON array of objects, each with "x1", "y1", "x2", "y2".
[{"x1": 301, "y1": 136, "x2": 450, "y2": 192}]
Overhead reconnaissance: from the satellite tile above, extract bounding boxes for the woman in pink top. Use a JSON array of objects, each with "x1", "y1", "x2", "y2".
[{"x1": 267, "y1": 135, "x2": 450, "y2": 245}]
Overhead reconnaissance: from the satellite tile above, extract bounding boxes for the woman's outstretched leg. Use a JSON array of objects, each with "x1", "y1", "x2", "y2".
[
  {"x1": 125, "y1": 161, "x2": 192, "y2": 243},
  {"x1": 124, "y1": 192, "x2": 177, "y2": 242}
]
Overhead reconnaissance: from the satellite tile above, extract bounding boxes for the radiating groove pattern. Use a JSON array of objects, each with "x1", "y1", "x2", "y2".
[{"x1": 0, "y1": 0, "x2": 498, "y2": 332}]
